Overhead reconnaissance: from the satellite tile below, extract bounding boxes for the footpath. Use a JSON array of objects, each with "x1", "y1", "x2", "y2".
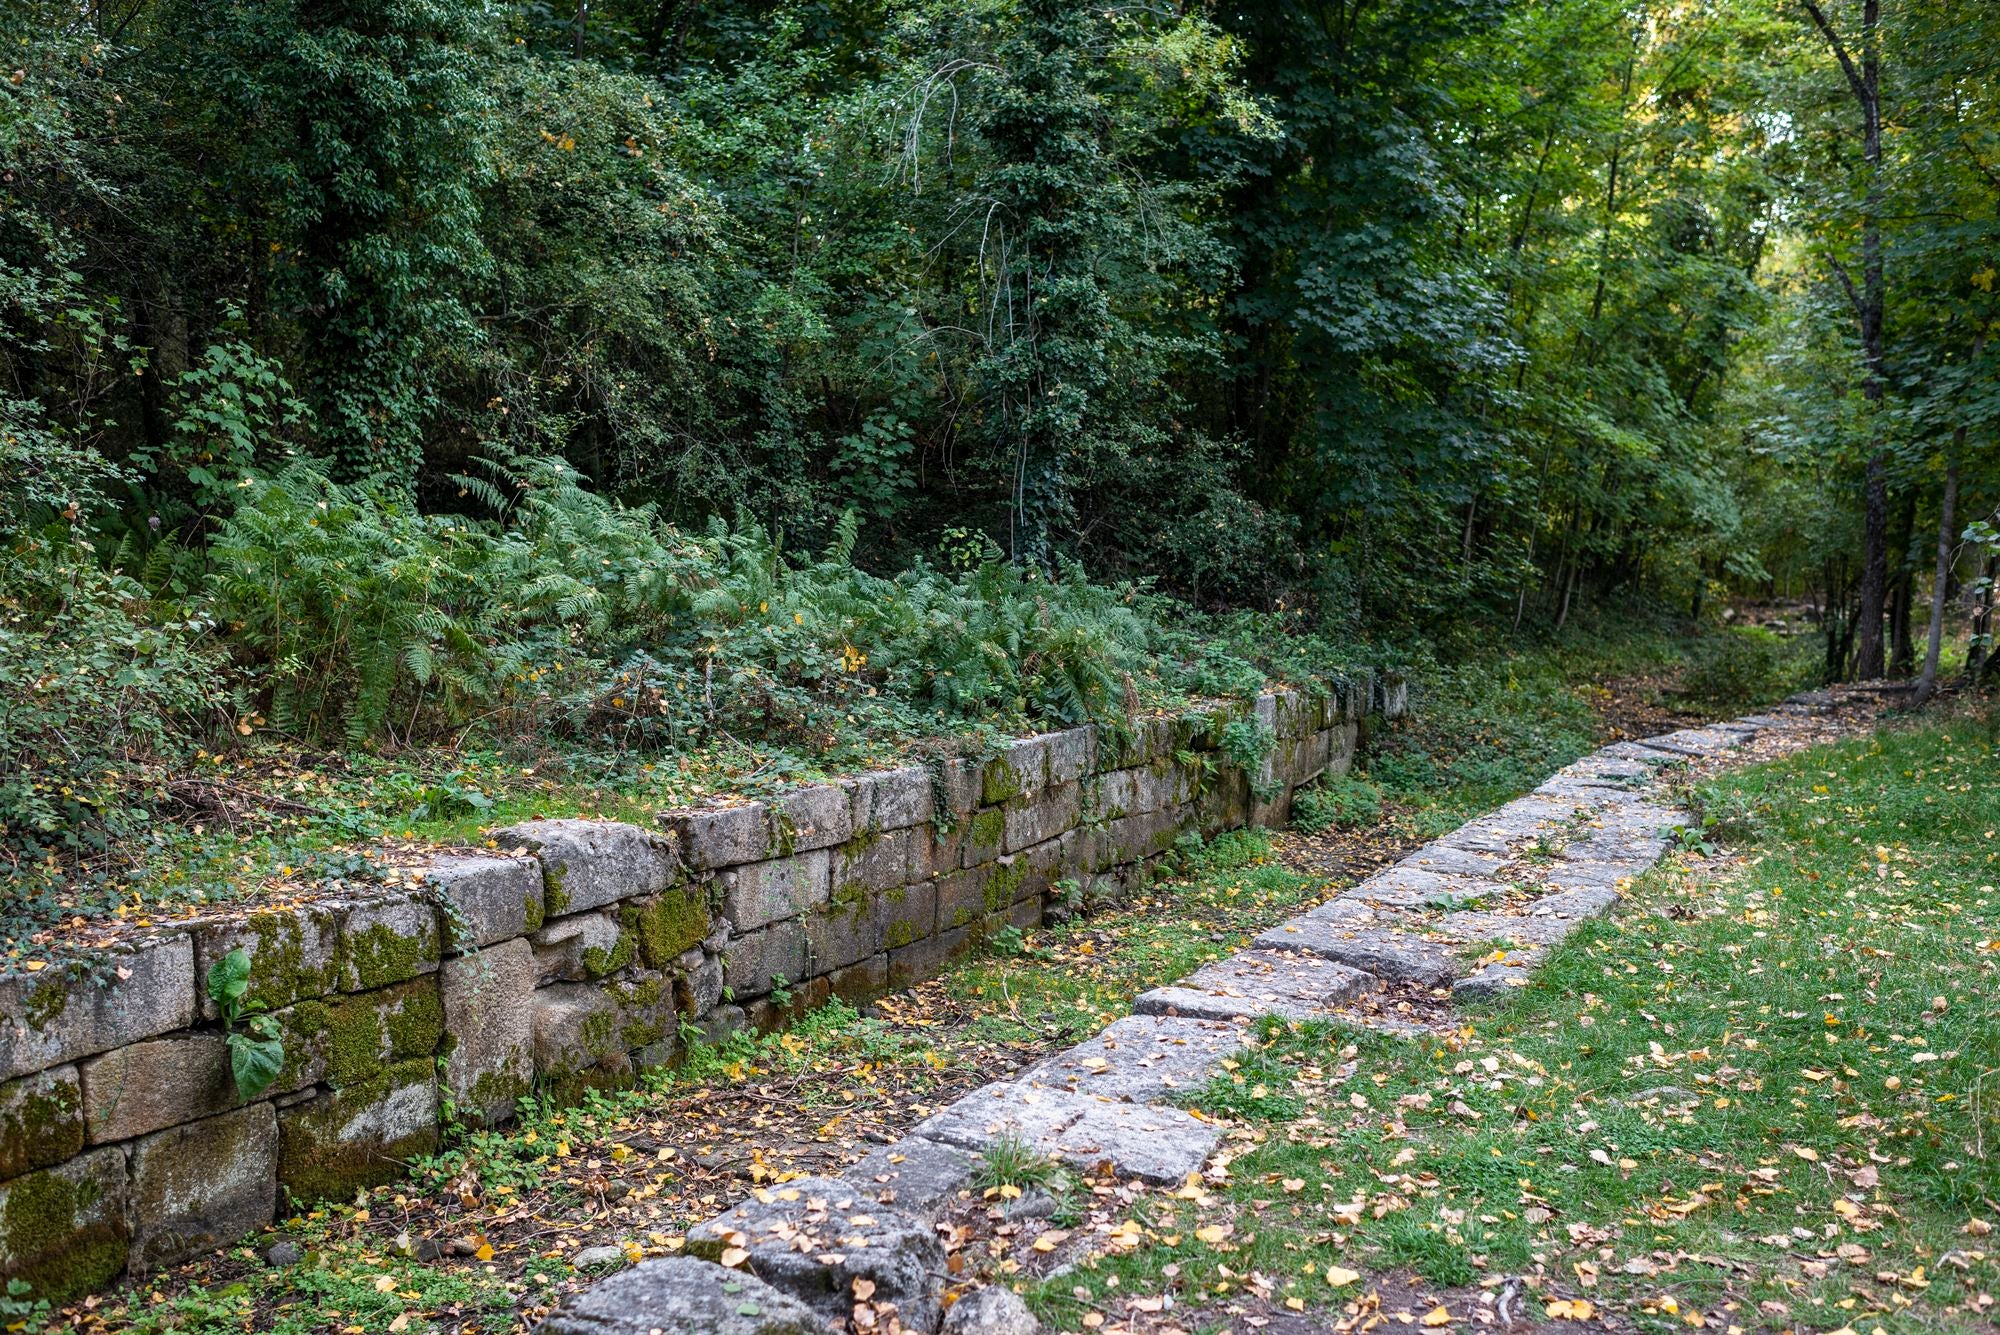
[{"x1": 540, "y1": 689, "x2": 1880, "y2": 1335}]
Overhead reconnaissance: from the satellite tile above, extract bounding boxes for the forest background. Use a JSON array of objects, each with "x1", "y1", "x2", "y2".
[{"x1": 2, "y1": 0, "x2": 1996, "y2": 923}]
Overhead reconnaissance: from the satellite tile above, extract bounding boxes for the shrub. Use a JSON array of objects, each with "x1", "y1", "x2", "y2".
[
  {"x1": 0, "y1": 538, "x2": 222, "y2": 865},
  {"x1": 1674, "y1": 628, "x2": 1815, "y2": 712},
  {"x1": 1291, "y1": 773, "x2": 1384, "y2": 833},
  {"x1": 209, "y1": 465, "x2": 506, "y2": 743}
]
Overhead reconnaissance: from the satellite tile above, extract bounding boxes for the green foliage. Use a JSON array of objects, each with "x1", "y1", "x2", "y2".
[
  {"x1": 0, "y1": 540, "x2": 221, "y2": 867},
  {"x1": 209, "y1": 465, "x2": 500, "y2": 743},
  {"x1": 1289, "y1": 774, "x2": 1384, "y2": 835},
  {"x1": 205, "y1": 947, "x2": 286, "y2": 1100},
  {"x1": 1673, "y1": 628, "x2": 1817, "y2": 712}
]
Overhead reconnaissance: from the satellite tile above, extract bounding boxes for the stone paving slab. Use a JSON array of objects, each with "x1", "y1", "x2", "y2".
[
  {"x1": 1021, "y1": 1014, "x2": 1246, "y2": 1102},
  {"x1": 909, "y1": 1083, "x2": 1221, "y2": 1184},
  {"x1": 1133, "y1": 949, "x2": 1375, "y2": 1023},
  {"x1": 1254, "y1": 917, "x2": 1461, "y2": 987}
]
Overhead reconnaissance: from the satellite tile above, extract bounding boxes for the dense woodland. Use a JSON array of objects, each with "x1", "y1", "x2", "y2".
[{"x1": 2, "y1": 0, "x2": 1997, "y2": 888}]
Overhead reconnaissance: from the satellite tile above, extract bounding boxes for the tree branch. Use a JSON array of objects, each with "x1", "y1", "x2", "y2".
[
  {"x1": 1798, "y1": 0, "x2": 1870, "y2": 108},
  {"x1": 1826, "y1": 253, "x2": 1866, "y2": 326}
]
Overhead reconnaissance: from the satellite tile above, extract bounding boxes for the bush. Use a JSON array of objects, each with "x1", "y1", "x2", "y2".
[
  {"x1": 1674, "y1": 628, "x2": 1815, "y2": 712},
  {"x1": 0, "y1": 538, "x2": 222, "y2": 866},
  {"x1": 206, "y1": 456, "x2": 1338, "y2": 752},
  {"x1": 1290, "y1": 773, "x2": 1384, "y2": 833}
]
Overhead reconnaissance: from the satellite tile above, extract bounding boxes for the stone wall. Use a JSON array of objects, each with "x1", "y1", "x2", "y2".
[{"x1": 0, "y1": 675, "x2": 1402, "y2": 1301}]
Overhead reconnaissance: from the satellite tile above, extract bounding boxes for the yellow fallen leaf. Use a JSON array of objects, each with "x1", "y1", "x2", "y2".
[
  {"x1": 1196, "y1": 1224, "x2": 1232, "y2": 1245},
  {"x1": 1282, "y1": 1178, "x2": 1305, "y2": 1192},
  {"x1": 1325, "y1": 1265, "x2": 1362, "y2": 1288},
  {"x1": 373, "y1": 1276, "x2": 396, "y2": 1293},
  {"x1": 1791, "y1": 1146, "x2": 1819, "y2": 1162},
  {"x1": 720, "y1": 1247, "x2": 750, "y2": 1268},
  {"x1": 387, "y1": 1316, "x2": 409, "y2": 1333},
  {"x1": 474, "y1": 1243, "x2": 495, "y2": 1262},
  {"x1": 1546, "y1": 1298, "x2": 1595, "y2": 1319},
  {"x1": 1421, "y1": 1304, "x2": 1452, "y2": 1326}
]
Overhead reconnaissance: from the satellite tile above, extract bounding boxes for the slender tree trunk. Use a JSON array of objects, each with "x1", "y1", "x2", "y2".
[
  {"x1": 1967, "y1": 546, "x2": 1995, "y2": 687},
  {"x1": 1801, "y1": 0, "x2": 1887, "y2": 679},
  {"x1": 1914, "y1": 459, "x2": 1957, "y2": 704},
  {"x1": 1889, "y1": 489, "x2": 1917, "y2": 677}
]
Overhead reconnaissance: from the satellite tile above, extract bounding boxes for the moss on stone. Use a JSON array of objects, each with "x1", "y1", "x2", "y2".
[
  {"x1": 22, "y1": 977, "x2": 66, "y2": 1031},
  {"x1": 316, "y1": 982, "x2": 445, "y2": 1089},
  {"x1": 884, "y1": 919, "x2": 920, "y2": 950},
  {"x1": 277, "y1": 1060, "x2": 439, "y2": 1206},
  {"x1": 985, "y1": 859, "x2": 1027, "y2": 912},
  {"x1": 522, "y1": 887, "x2": 547, "y2": 935},
  {"x1": 344, "y1": 923, "x2": 427, "y2": 992},
  {"x1": 0, "y1": 1162, "x2": 125, "y2": 1303},
  {"x1": 580, "y1": 930, "x2": 635, "y2": 980},
  {"x1": 242, "y1": 910, "x2": 339, "y2": 1011},
  {"x1": 625, "y1": 887, "x2": 708, "y2": 969},
  {"x1": 0, "y1": 1077, "x2": 82, "y2": 1181},
  {"x1": 466, "y1": 1068, "x2": 532, "y2": 1123},
  {"x1": 541, "y1": 863, "x2": 570, "y2": 918},
  {"x1": 979, "y1": 759, "x2": 1023, "y2": 806},
  {"x1": 969, "y1": 808, "x2": 1005, "y2": 850}
]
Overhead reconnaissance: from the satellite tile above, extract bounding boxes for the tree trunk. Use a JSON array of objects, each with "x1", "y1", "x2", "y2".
[
  {"x1": 1801, "y1": 0, "x2": 1887, "y2": 679},
  {"x1": 1889, "y1": 488, "x2": 1917, "y2": 678},
  {"x1": 1913, "y1": 459, "x2": 1957, "y2": 704}
]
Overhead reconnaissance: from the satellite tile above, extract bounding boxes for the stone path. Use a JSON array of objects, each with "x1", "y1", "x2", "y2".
[{"x1": 541, "y1": 690, "x2": 1875, "y2": 1335}]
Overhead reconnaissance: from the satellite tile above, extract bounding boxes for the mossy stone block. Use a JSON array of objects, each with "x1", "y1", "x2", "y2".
[
  {"x1": 337, "y1": 893, "x2": 442, "y2": 992},
  {"x1": 0, "y1": 1068, "x2": 82, "y2": 1181},
  {"x1": 0, "y1": 1146, "x2": 129, "y2": 1302},
  {"x1": 625, "y1": 886, "x2": 710, "y2": 969},
  {"x1": 0, "y1": 935, "x2": 196, "y2": 1082},
  {"x1": 128, "y1": 1103, "x2": 276, "y2": 1273},
  {"x1": 193, "y1": 907, "x2": 340, "y2": 1019},
  {"x1": 276, "y1": 1061, "x2": 439, "y2": 1206}
]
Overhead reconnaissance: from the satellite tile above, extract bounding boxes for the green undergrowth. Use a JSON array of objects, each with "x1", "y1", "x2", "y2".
[
  {"x1": 1027, "y1": 711, "x2": 2000, "y2": 1332},
  {"x1": 944, "y1": 829, "x2": 1317, "y2": 1042},
  {"x1": 1356, "y1": 615, "x2": 1819, "y2": 839}
]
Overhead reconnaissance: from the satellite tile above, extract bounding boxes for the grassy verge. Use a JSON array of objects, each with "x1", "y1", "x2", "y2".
[{"x1": 1025, "y1": 710, "x2": 2000, "y2": 1332}]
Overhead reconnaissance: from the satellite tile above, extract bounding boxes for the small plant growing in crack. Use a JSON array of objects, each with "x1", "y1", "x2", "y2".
[{"x1": 207, "y1": 947, "x2": 286, "y2": 1099}]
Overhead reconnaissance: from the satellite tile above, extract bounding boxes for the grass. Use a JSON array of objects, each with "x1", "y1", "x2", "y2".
[{"x1": 1025, "y1": 709, "x2": 2000, "y2": 1332}]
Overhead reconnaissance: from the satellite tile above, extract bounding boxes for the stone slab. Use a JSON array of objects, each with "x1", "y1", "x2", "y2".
[
  {"x1": 1022, "y1": 1014, "x2": 1243, "y2": 1102},
  {"x1": 1135, "y1": 949, "x2": 1375, "y2": 1023},
  {"x1": 1253, "y1": 917, "x2": 1461, "y2": 987},
  {"x1": 540, "y1": 1256, "x2": 822, "y2": 1335},
  {"x1": 766, "y1": 784, "x2": 853, "y2": 854},
  {"x1": 686, "y1": 1176, "x2": 943, "y2": 1332},
  {"x1": 0, "y1": 934, "x2": 197, "y2": 1082},
  {"x1": 441, "y1": 940, "x2": 536, "y2": 1125},
  {"x1": 0, "y1": 1144, "x2": 130, "y2": 1300},
  {"x1": 493, "y1": 818, "x2": 681, "y2": 915},
  {"x1": 129, "y1": 1102, "x2": 277, "y2": 1272},
  {"x1": 337, "y1": 892, "x2": 442, "y2": 992},
  {"x1": 722, "y1": 851, "x2": 831, "y2": 934},
  {"x1": 423, "y1": 854, "x2": 543, "y2": 951},
  {"x1": 193, "y1": 906, "x2": 340, "y2": 1019},
  {"x1": 841, "y1": 1137, "x2": 976, "y2": 1221},
  {"x1": 0, "y1": 1066, "x2": 82, "y2": 1180},
  {"x1": 660, "y1": 802, "x2": 771, "y2": 871},
  {"x1": 80, "y1": 1032, "x2": 238, "y2": 1144},
  {"x1": 1053, "y1": 1097, "x2": 1223, "y2": 1184}
]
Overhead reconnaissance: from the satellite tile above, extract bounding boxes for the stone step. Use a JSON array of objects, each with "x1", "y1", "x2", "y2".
[{"x1": 909, "y1": 1082, "x2": 1222, "y2": 1184}]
